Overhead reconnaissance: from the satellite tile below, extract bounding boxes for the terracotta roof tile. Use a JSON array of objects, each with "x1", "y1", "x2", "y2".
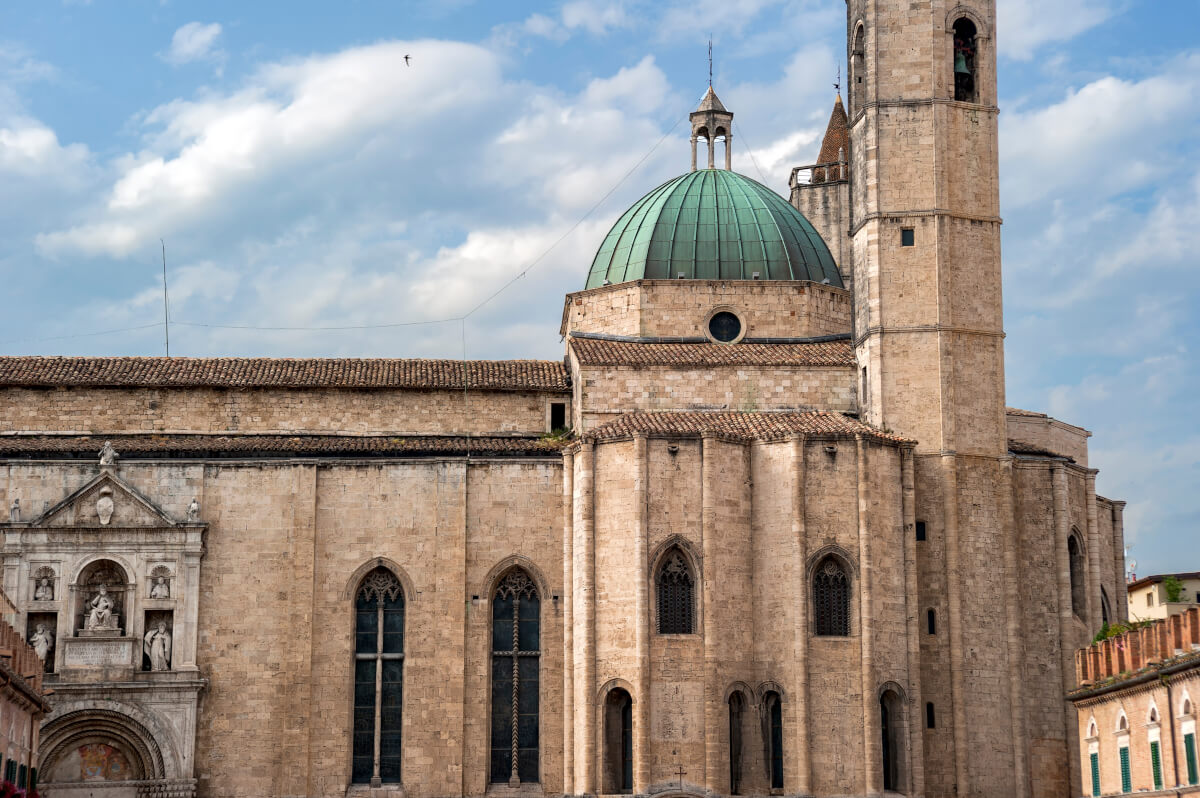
[
  {"x1": 812, "y1": 95, "x2": 848, "y2": 183},
  {"x1": 0, "y1": 357, "x2": 569, "y2": 392},
  {"x1": 581, "y1": 411, "x2": 912, "y2": 445},
  {"x1": 0, "y1": 434, "x2": 565, "y2": 459},
  {"x1": 570, "y1": 337, "x2": 854, "y2": 367}
]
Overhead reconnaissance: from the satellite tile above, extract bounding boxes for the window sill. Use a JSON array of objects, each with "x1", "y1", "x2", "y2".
[
  {"x1": 486, "y1": 782, "x2": 543, "y2": 797},
  {"x1": 345, "y1": 782, "x2": 405, "y2": 798}
]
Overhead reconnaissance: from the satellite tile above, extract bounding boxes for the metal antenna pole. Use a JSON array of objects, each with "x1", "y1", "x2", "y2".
[
  {"x1": 708, "y1": 37, "x2": 713, "y2": 87},
  {"x1": 161, "y1": 239, "x2": 170, "y2": 357}
]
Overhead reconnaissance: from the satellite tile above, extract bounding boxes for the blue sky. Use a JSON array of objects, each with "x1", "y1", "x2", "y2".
[{"x1": 0, "y1": 0, "x2": 1196, "y2": 578}]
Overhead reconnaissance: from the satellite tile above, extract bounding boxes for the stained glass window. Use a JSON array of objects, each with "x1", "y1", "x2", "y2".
[
  {"x1": 353, "y1": 568, "x2": 404, "y2": 784},
  {"x1": 490, "y1": 569, "x2": 540, "y2": 784},
  {"x1": 657, "y1": 550, "x2": 694, "y2": 634},
  {"x1": 813, "y1": 557, "x2": 850, "y2": 636}
]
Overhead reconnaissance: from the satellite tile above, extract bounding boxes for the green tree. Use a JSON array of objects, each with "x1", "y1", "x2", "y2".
[{"x1": 1163, "y1": 575, "x2": 1184, "y2": 603}]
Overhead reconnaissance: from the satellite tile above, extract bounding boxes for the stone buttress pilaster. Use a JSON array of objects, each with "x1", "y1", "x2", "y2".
[
  {"x1": 574, "y1": 443, "x2": 597, "y2": 793},
  {"x1": 857, "y1": 437, "x2": 881, "y2": 794},
  {"x1": 562, "y1": 451, "x2": 575, "y2": 794},
  {"x1": 1112, "y1": 502, "x2": 1127, "y2": 619},
  {"x1": 900, "y1": 446, "x2": 926, "y2": 797},
  {"x1": 1085, "y1": 472, "x2": 1102, "y2": 624},
  {"x1": 1052, "y1": 464, "x2": 1082, "y2": 793},
  {"x1": 940, "y1": 454, "x2": 969, "y2": 795},
  {"x1": 1000, "y1": 458, "x2": 1030, "y2": 798},
  {"x1": 633, "y1": 434, "x2": 651, "y2": 793},
  {"x1": 789, "y1": 436, "x2": 812, "y2": 794},
  {"x1": 701, "y1": 434, "x2": 719, "y2": 792}
]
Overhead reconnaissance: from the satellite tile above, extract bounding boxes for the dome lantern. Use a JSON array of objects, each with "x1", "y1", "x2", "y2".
[{"x1": 691, "y1": 87, "x2": 733, "y2": 171}]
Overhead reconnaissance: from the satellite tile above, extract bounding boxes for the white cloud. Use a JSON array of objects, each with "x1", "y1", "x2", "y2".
[
  {"x1": 561, "y1": 1, "x2": 629, "y2": 35},
  {"x1": 997, "y1": 0, "x2": 1115, "y2": 60},
  {"x1": 0, "y1": 118, "x2": 89, "y2": 180},
  {"x1": 163, "y1": 22, "x2": 224, "y2": 66},
  {"x1": 1000, "y1": 54, "x2": 1200, "y2": 207}
]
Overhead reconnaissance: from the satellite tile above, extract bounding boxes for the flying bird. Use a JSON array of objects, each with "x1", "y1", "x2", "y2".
[{"x1": 404, "y1": 55, "x2": 411, "y2": 66}]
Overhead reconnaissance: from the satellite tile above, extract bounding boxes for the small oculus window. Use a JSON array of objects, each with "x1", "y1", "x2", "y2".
[{"x1": 708, "y1": 311, "x2": 742, "y2": 343}]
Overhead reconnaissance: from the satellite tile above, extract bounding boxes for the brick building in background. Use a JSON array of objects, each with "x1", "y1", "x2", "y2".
[
  {"x1": 0, "y1": 2, "x2": 1143, "y2": 797},
  {"x1": 0, "y1": 589, "x2": 52, "y2": 795},
  {"x1": 1070, "y1": 608, "x2": 1200, "y2": 795}
]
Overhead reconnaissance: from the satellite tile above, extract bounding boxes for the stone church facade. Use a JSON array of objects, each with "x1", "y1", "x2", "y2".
[{"x1": 0, "y1": 2, "x2": 1130, "y2": 797}]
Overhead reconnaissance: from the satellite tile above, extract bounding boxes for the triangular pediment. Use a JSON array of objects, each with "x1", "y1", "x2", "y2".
[{"x1": 25, "y1": 469, "x2": 191, "y2": 529}]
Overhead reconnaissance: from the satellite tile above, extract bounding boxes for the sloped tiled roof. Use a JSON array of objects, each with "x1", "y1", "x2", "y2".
[
  {"x1": 816, "y1": 95, "x2": 849, "y2": 166},
  {"x1": 0, "y1": 434, "x2": 565, "y2": 459},
  {"x1": 0, "y1": 357, "x2": 570, "y2": 392},
  {"x1": 570, "y1": 337, "x2": 855, "y2": 368},
  {"x1": 581, "y1": 411, "x2": 912, "y2": 446},
  {"x1": 1008, "y1": 439, "x2": 1075, "y2": 462},
  {"x1": 1006, "y1": 407, "x2": 1047, "y2": 418},
  {"x1": 694, "y1": 86, "x2": 728, "y2": 113}
]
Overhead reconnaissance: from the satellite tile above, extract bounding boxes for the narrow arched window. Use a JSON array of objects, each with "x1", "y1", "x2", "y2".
[
  {"x1": 353, "y1": 568, "x2": 405, "y2": 784},
  {"x1": 490, "y1": 568, "x2": 540, "y2": 785},
  {"x1": 729, "y1": 691, "x2": 746, "y2": 794},
  {"x1": 851, "y1": 24, "x2": 866, "y2": 112},
  {"x1": 603, "y1": 688, "x2": 634, "y2": 794},
  {"x1": 765, "y1": 691, "x2": 784, "y2": 789},
  {"x1": 657, "y1": 549, "x2": 694, "y2": 634},
  {"x1": 813, "y1": 557, "x2": 850, "y2": 636},
  {"x1": 1068, "y1": 534, "x2": 1086, "y2": 619},
  {"x1": 880, "y1": 689, "x2": 905, "y2": 792},
  {"x1": 952, "y1": 18, "x2": 978, "y2": 102},
  {"x1": 1101, "y1": 586, "x2": 1111, "y2": 625}
]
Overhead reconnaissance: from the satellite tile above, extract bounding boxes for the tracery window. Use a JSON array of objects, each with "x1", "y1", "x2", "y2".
[
  {"x1": 353, "y1": 568, "x2": 405, "y2": 785},
  {"x1": 490, "y1": 569, "x2": 540, "y2": 785},
  {"x1": 657, "y1": 549, "x2": 694, "y2": 634},
  {"x1": 813, "y1": 556, "x2": 850, "y2": 636},
  {"x1": 1068, "y1": 533, "x2": 1086, "y2": 619}
]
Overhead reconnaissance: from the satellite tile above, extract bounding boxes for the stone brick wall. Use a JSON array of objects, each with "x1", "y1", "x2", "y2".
[
  {"x1": 791, "y1": 180, "x2": 851, "y2": 294},
  {"x1": 0, "y1": 386, "x2": 569, "y2": 437},
  {"x1": 1007, "y1": 412, "x2": 1091, "y2": 467},
  {"x1": 574, "y1": 364, "x2": 856, "y2": 432},
  {"x1": 562, "y1": 281, "x2": 851, "y2": 341}
]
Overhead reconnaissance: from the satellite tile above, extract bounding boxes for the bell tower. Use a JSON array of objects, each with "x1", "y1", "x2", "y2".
[{"x1": 845, "y1": 3, "x2": 1037, "y2": 798}]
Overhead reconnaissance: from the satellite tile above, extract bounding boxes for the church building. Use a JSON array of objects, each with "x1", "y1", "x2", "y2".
[{"x1": 0, "y1": 2, "x2": 1128, "y2": 797}]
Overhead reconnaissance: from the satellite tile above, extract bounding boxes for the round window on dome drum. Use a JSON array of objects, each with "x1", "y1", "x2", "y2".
[{"x1": 708, "y1": 311, "x2": 742, "y2": 343}]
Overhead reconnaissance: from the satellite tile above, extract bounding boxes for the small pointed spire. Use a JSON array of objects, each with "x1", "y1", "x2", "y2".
[
  {"x1": 695, "y1": 85, "x2": 728, "y2": 113},
  {"x1": 812, "y1": 93, "x2": 849, "y2": 183}
]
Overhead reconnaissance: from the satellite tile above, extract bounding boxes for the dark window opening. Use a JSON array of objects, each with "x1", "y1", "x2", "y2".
[
  {"x1": 657, "y1": 549, "x2": 695, "y2": 634},
  {"x1": 927, "y1": 609, "x2": 936, "y2": 635},
  {"x1": 765, "y1": 691, "x2": 784, "y2": 789},
  {"x1": 729, "y1": 691, "x2": 745, "y2": 794},
  {"x1": 915, "y1": 521, "x2": 926, "y2": 541},
  {"x1": 1100, "y1": 586, "x2": 1111, "y2": 625},
  {"x1": 926, "y1": 702, "x2": 936, "y2": 729},
  {"x1": 709, "y1": 311, "x2": 742, "y2": 343},
  {"x1": 1068, "y1": 533, "x2": 1086, "y2": 619},
  {"x1": 953, "y1": 18, "x2": 978, "y2": 102},
  {"x1": 604, "y1": 688, "x2": 634, "y2": 794},
  {"x1": 490, "y1": 568, "x2": 540, "y2": 785},
  {"x1": 851, "y1": 24, "x2": 867, "y2": 114},
  {"x1": 813, "y1": 556, "x2": 850, "y2": 636},
  {"x1": 901, "y1": 228, "x2": 915, "y2": 247},
  {"x1": 352, "y1": 568, "x2": 405, "y2": 785},
  {"x1": 549, "y1": 402, "x2": 567, "y2": 433},
  {"x1": 880, "y1": 690, "x2": 905, "y2": 792},
  {"x1": 860, "y1": 367, "x2": 868, "y2": 404}
]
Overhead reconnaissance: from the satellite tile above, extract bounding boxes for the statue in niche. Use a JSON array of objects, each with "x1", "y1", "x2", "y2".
[
  {"x1": 98, "y1": 441, "x2": 118, "y2": 466},
  {"x1": 150, "y1": 577, "x2": 170, "y2": 599},
  {"x1": 34, "y1": 578, "x2": 54, "y2": 601},
  {"x1": 30, "y1": 623, "x2": 54, "y2": 665},
  {"x1": 144, "y1": 622, "x2": 171, "y2": 671},
  {"x1": 86, "y1": 585, "x2": 116, "y2": 630},
  {"x1": 187, "y1": 498, "x2": 200, "y2": 521},
  {"x1": 8, "y1": 498, "x2": 17, "y2": 522},
  {"x1": 96, "y1": 486, "x2": 115, "y2": 526}
]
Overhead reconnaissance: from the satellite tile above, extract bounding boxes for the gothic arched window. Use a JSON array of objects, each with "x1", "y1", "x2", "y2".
[
  {"x1": 953, "y1": 18, "x2": 978, "y2": 102},
  {"x1": 353, "y1": 568, "x2": 405, "y2": 784},
  {"x1": 490, "y1": 569, "x2": 540, "y2": 785},
  {"x1": 764, "y1": 691, "x2": 784, "y2": 789},
  {"x1": 729, "y1": 691, "x2": 746, "y2": 794},
  {"x1": 813, "y1": 556, "x2": 850, "y2": 636},
  {"x1": 657, "y1": 549, "x2": 694, "y2": 634},
  {"x1": 1068, "y1": 533, "x2": 1086, "y2": 619}
]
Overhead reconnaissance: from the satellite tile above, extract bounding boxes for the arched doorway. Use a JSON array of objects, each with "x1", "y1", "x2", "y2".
[
  {"x1": 603, "y1": 687, "x2": 633, "y2": 794},
  {"x1": 880, "y1": 688, "x2": 907, "y2": 793},
  {"x1": 38, "y1": 708, "x2": 166, "y2": 797}
]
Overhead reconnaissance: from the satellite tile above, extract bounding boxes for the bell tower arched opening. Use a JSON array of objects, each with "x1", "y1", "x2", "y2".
[{"x1": 953, "y1": 18, "x2": 979, "y2": 102}]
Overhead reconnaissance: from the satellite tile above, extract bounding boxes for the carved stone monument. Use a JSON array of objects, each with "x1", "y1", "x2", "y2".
[
  {"x1": 81, "y1": 584, "x2": 120, "y2": 636},
  {"x1": 96, "y1": 486, "x2": 115, "y2": 526}
]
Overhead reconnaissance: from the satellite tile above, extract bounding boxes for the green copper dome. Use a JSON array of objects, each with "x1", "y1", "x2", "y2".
[{"x1": 585, "y1": 169, "x2": 842, "y2": 289}]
